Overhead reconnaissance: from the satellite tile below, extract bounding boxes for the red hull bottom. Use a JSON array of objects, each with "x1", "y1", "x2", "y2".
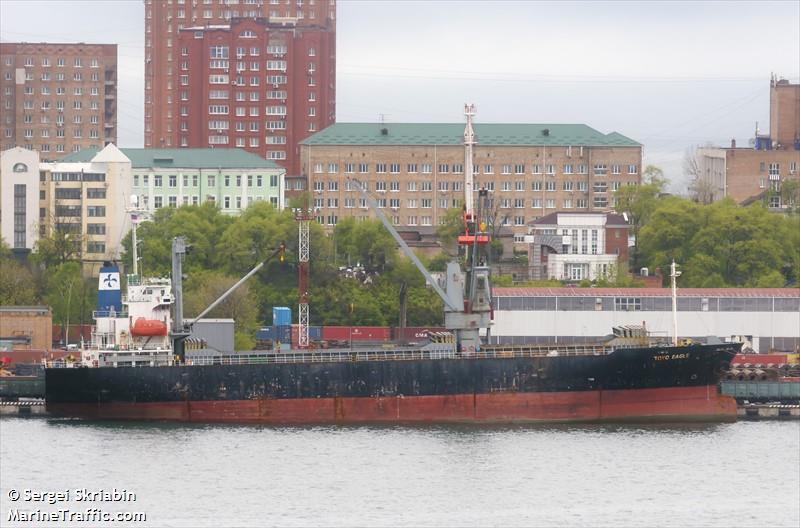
[{"x1": 47, "y1": 386, "x2": 737, "y2": 424}]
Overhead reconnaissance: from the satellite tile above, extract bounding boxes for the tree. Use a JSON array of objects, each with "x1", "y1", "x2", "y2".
[
  {"x1": 0, "y1": 258, "x2": 39, "y2": 305},
  {"x1": 684, "y1": 145, "x2": 717, "y2": 205},
  {"x1": 120, "y1": 202, "x2": 236, "y2": 276},
  {"x1": 779, "y1": 179, "x2": 800, "y2": 212},
  {"x1": 614, "y1": 164, "x2": 667, "y2": 270},
  {"x1": 334, "y1": 218, "x2": 397, "y2": 273},
  {"x1": 636, "y1": 196, "x2": 799, "y2": 287},
  {"x1": 31, "y1": 207, "x2": 83, "y2": 268},
  {"x1": 44, "y1": 262, "x2": 95, "y2": 345},
  {"x1": 436, "y1": 207, "x2": 464, "y2": 250},
  {"x1": 183, "y1": 271, "x2": 259, "y2": 351}
]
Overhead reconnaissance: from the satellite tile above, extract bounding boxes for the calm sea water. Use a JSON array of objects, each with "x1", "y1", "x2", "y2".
[{"x1": 1, "y1": 418, "x2": 798, "y2": 528}]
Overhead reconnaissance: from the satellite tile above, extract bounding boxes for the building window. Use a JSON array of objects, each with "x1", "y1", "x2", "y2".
[{"x1": 615, "y1": 297, "x2": 641, "y2": 311}]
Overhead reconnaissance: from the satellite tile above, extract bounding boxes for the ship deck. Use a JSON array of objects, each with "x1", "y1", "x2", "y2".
[{"x1": 185, "y1": 343, "x2": 622, "y2": 366}]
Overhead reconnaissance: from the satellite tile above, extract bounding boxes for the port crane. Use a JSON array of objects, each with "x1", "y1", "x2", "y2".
[
  {"x1": 169, "y1": 237, "x2": 285, "y2": 363},
  {"x1": 349, "y1": 104, "x2": 493, "y2": 352}
]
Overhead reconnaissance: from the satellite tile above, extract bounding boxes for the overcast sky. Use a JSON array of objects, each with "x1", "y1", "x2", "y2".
[{"x1": 1, "y1": 0, "x2": 798, "y2": 192}]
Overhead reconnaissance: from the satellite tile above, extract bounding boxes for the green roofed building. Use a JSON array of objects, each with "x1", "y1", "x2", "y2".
[
  {"x1": 60, "y1": 145, "x2": 286, "y2": 213},
  {"x1": 299, "y1": 122, "x2": 642, "y2": 250}
]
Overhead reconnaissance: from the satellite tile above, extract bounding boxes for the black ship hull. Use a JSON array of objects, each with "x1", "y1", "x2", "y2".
[{"x1": 46, "y1": 343, "x2": 741, "y2": 423}]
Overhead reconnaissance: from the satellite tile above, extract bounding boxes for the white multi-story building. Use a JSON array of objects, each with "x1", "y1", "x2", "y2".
[
  {"x1": 62, "y1": 146, "x2": 286, "y2": 214},
  {"x1": 490, "y1": 287, "x2": 800, "y2": 353},
  {"x1": 526, "y1": 212, "x2": 630, "y2": 281},
  {"x1": 2, "y1": 144, "x2": 286, "y2": 274},
  {"x1": 0, "y1": 146, "x2": 40, "y2": 252}
]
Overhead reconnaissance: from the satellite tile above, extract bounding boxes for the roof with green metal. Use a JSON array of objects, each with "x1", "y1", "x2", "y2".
[
  {"x1": 59, "y1": 147, "x2": 282, "y2": 169},
  {"x1": 301, "y1": 123, "x2": 641, "y2": 147}
]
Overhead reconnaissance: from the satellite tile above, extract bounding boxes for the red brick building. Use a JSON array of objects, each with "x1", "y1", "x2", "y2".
[
  {"x1": 0, "y1": 42, "x2": 117, "y2": 160},
  {"x1": 144, "y1": 0, "x2": 335, "y2": 177},
  {"x1": 696, "y1": 77, "x2": 800, "y2": 207}
]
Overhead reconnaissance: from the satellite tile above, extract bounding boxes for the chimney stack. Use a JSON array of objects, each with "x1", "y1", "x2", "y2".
[{"x1": 730, "y1": 138, "x2": 736, "y2": 148}]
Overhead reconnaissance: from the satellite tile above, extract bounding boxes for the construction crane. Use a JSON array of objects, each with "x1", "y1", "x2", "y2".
[
  {"x1": 294, "y1": 207, "x2": 314, "y2": 348},
  {"x1": 346, "y1": 103, "x2": 493, "y2": 353}
]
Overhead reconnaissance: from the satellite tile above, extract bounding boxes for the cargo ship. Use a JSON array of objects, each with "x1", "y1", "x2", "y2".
[
  {"x1": 45, "y1": 104, "x2": 741, "y2": 423},
  {"x1": 46, "y1": 335, "x2": 740, "y2": 423}
]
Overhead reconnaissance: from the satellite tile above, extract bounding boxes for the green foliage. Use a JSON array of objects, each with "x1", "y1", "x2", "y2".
[
  {"x1": 491, "y1": 274, "x2": 514, "y2": 287},
  {"x1": 638, "y1": 197, "x2": 799, "y2": 287},
  {"x1": 614, "y1": 165, "x2": 667, "y2": 270},
  {"x1": 593, "y1": 263, "x2": 646, "y2": 288},
  {"x1": 44, "y1": 262, "x2": 96, "y2": 333},
  {"x1": 31, "y1": 227, "x2": 82, "y2": 269},
  {"x1": 121, "y1": 203, "x2": 235, "y2": 277},
  {"x1": 426, "y1": 252, "x2": 453, "y2": 272},
  {"x1": 333, "y1": 218, "x2": 397, "y2": 273},
  {"x1": 436, "y1": 207, "x2": 464, "y2": 247},
  {"x1": 0, "y1": 257, "x2": 39, "y2": 305},
  {"x1": 183, "y1": 270, "x2": 259, "y2": 351}
]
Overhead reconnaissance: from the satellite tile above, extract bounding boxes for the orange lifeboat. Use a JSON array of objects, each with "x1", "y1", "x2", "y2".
[{"x1": 131, "y1": 318, "x2": 168, "y2": 337}]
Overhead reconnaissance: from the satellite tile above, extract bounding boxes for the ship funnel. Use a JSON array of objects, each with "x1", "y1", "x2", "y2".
[{"x1": 97, "y1": 262, "x2": 123, "y2": 314}]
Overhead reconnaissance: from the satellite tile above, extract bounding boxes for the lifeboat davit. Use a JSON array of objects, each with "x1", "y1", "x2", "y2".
[{"x1": 131, "y1": 318, "x2": 168, "y2": 337}]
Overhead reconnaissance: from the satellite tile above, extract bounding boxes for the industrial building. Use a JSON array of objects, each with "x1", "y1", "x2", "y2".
[
  {"x1": 490, "y1": 287, "x2": 800, "y2": 353},
  {"x1": 696, "y1": 77, "x2": 799, "y2": 208},
  {"x1": 0, "y1": 306, "x2": 52, "y2": 351}
]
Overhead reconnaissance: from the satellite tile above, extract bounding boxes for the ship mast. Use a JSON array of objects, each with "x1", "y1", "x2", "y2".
[
  {"x1": 463, "y1": 103, "x2": 476, "y2": 219},
  {"x1": 126, "y1": 195, "x2": 148, "y2": 278},
  {"x1": 670, "y1": 260, "x2": 681, "y2": 346}
]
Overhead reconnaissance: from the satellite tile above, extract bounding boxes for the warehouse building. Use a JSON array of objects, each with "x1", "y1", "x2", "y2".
[{"x1": 490, "y1": 287, "x2": 800, "y2": 353}]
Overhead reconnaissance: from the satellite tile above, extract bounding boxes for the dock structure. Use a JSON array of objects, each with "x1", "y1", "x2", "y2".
[
  {"x1": 738, "y1": 404, "x2": 800, "y2": 420},
  {"x1": 0, "y1": 400, "x2": 47, "y2": 417}
]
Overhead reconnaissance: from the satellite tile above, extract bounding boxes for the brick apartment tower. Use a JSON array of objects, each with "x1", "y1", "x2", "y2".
[
  {"x1": 144, "y1": 0, "x2": 336, "y2": 177},
  {"x1": 0, "y1": 42, "x2": 117, "y2": 160}
]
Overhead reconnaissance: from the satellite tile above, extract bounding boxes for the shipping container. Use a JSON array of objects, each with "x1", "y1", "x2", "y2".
[
  {"x1": 350, "y1": 326, "x2": 391, "y2": 342},
  {"x1": 276, "y1": 325, "x2": 292, "y2": 345},
  {"x1": 393, "y1": 327, "x2": 447, "y2": 341},
  {"x1": 273, "y1": 307, "x2": 292, "y2": 327},
  {"x1": 289, "y1": 325, "x2": 324, "y2": 347},
  {"x1": 732, "y1": 354, "x2": 788, "y2": 366},
  {"x1": 256, "y1": 326, "x2": 275, "y2": 341},
  {"x1": 321, "y1": 326, "x2": 352, "y2": 341}
]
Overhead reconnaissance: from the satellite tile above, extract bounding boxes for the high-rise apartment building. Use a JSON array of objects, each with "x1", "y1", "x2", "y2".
[
  {"x1": 0, "y1": 42, "x2": 117, "y2": 160},
  {"x1": 144, "y1": 0, "x2": 336, "y2": 177}
]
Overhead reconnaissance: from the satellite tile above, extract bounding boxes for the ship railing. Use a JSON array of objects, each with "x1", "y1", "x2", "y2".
[
  {"x1": 185, "y1": 344, "x2": 615, "y2": 366},
  {"x1": 92, "y1": 310, "x2": 129, "y2": 319},
  {"x1": 481, "y1": 344, "x2": 614, "y2": 357}
]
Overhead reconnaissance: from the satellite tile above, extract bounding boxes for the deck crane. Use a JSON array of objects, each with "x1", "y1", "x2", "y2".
[
  {"x1": 170, "y1": 237, "x2": 286, "y2": 363},
  {"x1": 348, "y1": 104, "x2": 493, "y2": 353}
]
